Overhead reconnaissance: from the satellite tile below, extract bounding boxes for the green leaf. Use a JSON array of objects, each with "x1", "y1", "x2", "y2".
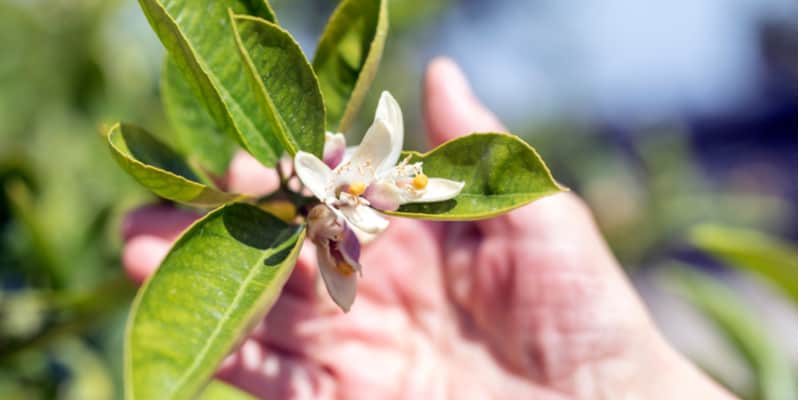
[
  {"x1": 198, "y1": 381, "x2": 255, "y2": 400},
  {"x1": 125, "y1": 203, "x2": 305, "y2": 400},
  {"x1": 689, "y1": 224, "x2": 797, "y2": 300},
  {"x1": 387, "y1": 133, "x2": 565, "y2": 220},
  {"x1": 106, "y1": 123, "x2": 240, "y2": 207},
  {"x1": 313, "y1": 0, "x2": 388, "y2": 132},
  {"x1": 230, "y1": 12, "x2": 325, "y2": 157},
  {"x1": 162, "y1": 57, "x2": 237, "y2": 176},
  {"x1": 663, "y1": 265, "x2": 796, "y2": 400},
  {"x1": 137, "y1": 0, "x2": 283, "y2": 167}
]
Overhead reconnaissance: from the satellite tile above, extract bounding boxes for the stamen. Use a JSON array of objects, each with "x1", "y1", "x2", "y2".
[
  {"x1": 394, "y1": 177, "x2": 411, "y2": 188},
  {"x1": 348, "y1": 181, "x2": 366, "y2": 196},
  {"x1": 412, "y1": 173, "x2": 428, "y2": 190},
  {"x1": 335, "y1": 260, "x2": 355, "y2": 276}
]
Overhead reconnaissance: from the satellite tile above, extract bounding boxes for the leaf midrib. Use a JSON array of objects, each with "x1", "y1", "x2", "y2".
[
  {"x1": 166, "y1": 234, "x2": 292, "y2": 398},
  {"x1": 230, "y1": 13, "x2": 298, "y2": 155},
  {"x1": 147, "y1": 0, "x2": 278, "y2": 165}
]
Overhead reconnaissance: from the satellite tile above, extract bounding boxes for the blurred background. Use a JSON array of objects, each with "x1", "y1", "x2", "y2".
[{"x1": 0, "y1": 0, "x2": 796, "y2": 398}]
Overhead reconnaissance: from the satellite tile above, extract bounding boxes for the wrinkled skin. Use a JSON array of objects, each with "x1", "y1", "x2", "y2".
[{"x1": 122, "y1": 58, "x2": 735, "y2": 399}]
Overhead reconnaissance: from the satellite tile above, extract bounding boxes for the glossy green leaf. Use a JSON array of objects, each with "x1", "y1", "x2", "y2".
[
  {"x1": 690, "y1": 224, "x2": 797, "y2": 300},
  {"x1": 137, "y1": 0, "x2": 283, "y2": 167},
  {"x1": 125, "y1": 203, "x2": 305, "y2": 400},
  {"x1": 387, "y1": 133, "x2": 564, "y2": 220},
  {"x1": 162, "y1": 58, "x2": 237, "y2": 176},
  {"x1": 230, "y1": 13, "x2": 325, "y2": 157},
  {"x1": 664, "y1": 265, "x2": 796, "y2": 400},
  {"x1": 107, "y1": 123, "x2": 240, "y2": 207},
  {"x1": 313, "y1": 0, "x2": 388, "y2": 132}
]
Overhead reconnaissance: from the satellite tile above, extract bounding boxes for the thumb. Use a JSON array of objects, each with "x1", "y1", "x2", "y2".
[
  {"x1": 421, "y1": 58, "x2": 603, "y2": 241},
  {"x1": 423, "y1": 57, "x2": 506, "y2": 146}
]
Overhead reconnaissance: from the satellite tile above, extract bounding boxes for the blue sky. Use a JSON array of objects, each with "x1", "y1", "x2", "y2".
[{"x1": 434, "y1": 0, "x2": 795, "y2": 125}]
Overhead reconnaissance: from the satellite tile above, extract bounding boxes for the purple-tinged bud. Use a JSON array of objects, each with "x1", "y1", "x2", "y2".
[
  {"x1": 323, "y1": 132, "x2": 346, "y2": 168},
  {"x1": 307, "y1": 204, "x2": 343, "y2": 243}
]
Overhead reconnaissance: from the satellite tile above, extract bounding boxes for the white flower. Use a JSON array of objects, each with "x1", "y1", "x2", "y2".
[{"x1": 294, "y1": 91, "x2": 465, "y2": 235}]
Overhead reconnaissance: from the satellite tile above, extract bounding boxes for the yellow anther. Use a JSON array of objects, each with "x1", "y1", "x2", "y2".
[
  {"x1": 348, "y1": 181, "x2": 366, "y2": 196},
  {"x1": 335, "y1": 261, "x2": 355, "y2": 276},
  {"x1": 412, "y1": 173, "x2": 428, "y2": 190}
]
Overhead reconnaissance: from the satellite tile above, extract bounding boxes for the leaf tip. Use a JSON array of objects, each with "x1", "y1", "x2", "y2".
[{"x1": 101, "y1": 122, "x2": 122, "y2": 139}]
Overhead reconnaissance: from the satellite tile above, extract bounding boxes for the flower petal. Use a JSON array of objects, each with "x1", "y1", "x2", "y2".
[
  {"x1": 339, "y1": 204, "x2": 389, "y2": 234},
  {"x1": 336, "y1": 227, "x2": 362, "y2": 274},
  {"x1": 316, "y1": 243, "x2": 357, "y2": 312},
  {"x1": 323, "y1": 132, "x2": 346, "y2": 168},
  {"x1": 327, "y1": 205, "x2": 376, "y2": 243},
  {"x1": 339, "y1": 118, "x2": 393, "y2": 183},
  {"x1": 374, "y1": 91, "x2": 404, "y2": 172},
  {"x1": 349, "y1": 225, "x2": 378, "y2": 244},
  {"x1": 363, "y1": 181, "x2": 404, "y2": 211},
  {"x1": 341, "y1": 146, "x2": 357, "y2": 164},
  {"x1": 294, "y1": 151, "x2": 333, "y2": 200},
  {"x1": 405, "y1": 178, "x2": 465, "y2": 204}
]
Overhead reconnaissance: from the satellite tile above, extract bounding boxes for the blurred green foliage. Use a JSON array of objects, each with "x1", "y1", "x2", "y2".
[
  {"x1": 690, "y1": 223, "x2": 797, "y2": 300},
  {"x1": 0, "y1": 0, "x2": 155, "y2": 397},
  {"x1": 664, "y1": 265, "x2": 796, "y2": 400},
  {"x1": 0, "y1": 0, "x2": 794, "y2": 399}
]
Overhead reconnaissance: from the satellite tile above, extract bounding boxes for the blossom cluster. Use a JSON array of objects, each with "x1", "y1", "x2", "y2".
[{"x1": 294, "y1": 92, "x2": 463, "y2": 311}]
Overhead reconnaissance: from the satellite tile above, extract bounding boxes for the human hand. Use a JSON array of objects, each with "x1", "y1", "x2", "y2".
[{"x1": 122, "y1": 58, "x2": 736, "y2": 399}]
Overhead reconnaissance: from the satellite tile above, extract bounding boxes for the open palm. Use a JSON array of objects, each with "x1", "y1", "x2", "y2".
[{"x1": 122, "y1": 59, "x2": 733, "y2": 400}]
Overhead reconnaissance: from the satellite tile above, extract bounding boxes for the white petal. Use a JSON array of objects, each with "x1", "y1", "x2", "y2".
[
  {"x1": 405, "y1": 178, "x2": 465, "y2": 204},
  {"x1": 350, "y1": 225, "x2": 378, "y2": 244},
  {"x1": 294, "y1": 151, "x2": 333, "y2": 200},
  {"x1": 337, "y1": 119, "x2": 393, "y2": 184},
  {"x1": 374, "y1": 91, "x2": 404, "y2": 172},
  {"x1": 323, "y1": 200, "x2": 377, "y2": 243},
  {"x1": 341, "y1": 146, "x2": 358, "y2": 164},
  {"x1": 339, "y1": 204, "x2": 389, "y2": 234},
  {"x1": 327, "y1": 206, "x2": 375, "y2": 242},
  {"x1": 363, "y1": 181, "x2": 404, "y2": 211},
  {"x1": 316, "y1": 244, "x2": 357, "y2": 312}
]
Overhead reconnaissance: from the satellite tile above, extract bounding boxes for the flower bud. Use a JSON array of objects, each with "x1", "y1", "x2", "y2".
[{"x1": 322, "y1": 132, "x2": 346, "y2": 168}]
